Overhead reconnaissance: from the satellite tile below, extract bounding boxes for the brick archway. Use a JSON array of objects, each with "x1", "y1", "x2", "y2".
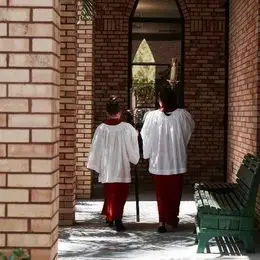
[
  {"x1": 127, "y1": 0, "x2": 190, "y2": 20},
  {"x1": 58, "y1": 0, "x2": 226, "y2": 227},
  {"x1": 59, "y1": 1, "x2": 192, "y2": 227},
  {"x1": 58, "y1": 0, "x2": 226, "y2": 223},
  {"x1": 0, "y1": 0, "x2": 227, "y2": 258},
  {"x1": 92, "y1": 0, "x2": 226, "y2": 188}
]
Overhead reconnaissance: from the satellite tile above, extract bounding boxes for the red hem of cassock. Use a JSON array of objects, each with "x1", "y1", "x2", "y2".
[
  {"x1": 152, "y1": 174, "x2": 183, "y2": 227},
  {"x1": 101, "y1": 183, "x2": 129, "y2": 221}
]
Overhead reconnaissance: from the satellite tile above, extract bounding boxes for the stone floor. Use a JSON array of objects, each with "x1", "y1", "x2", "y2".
[{"x1": 58, "y1": 186, "x2": 260, "y2": 260}]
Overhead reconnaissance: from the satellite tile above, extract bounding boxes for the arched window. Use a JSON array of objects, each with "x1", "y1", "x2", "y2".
[
  {"x1": 132, "y1": 39, "x2": 156, "y2": 106},
  {"x1": 132, "y1": 39, "x2": 155, "y2": 84}
]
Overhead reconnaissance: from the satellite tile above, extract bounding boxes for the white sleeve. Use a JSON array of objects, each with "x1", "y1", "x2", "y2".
[
  {"x1": 182, "y1": 110, "x2": 195, "y2": 145},
  {"x1": 86, "y1": 127, "x2": 104, "y2": 173},
  {"x1": 125, "y1": 125, "x2": 140, "y2": 165},
  {"x1": 140, "y1": 112, "x2": 154, "y2": 159}
]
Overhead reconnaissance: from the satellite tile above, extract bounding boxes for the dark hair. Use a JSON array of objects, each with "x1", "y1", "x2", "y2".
[
  {"x1": 125, "y1": 109, "x2": 134, "y2": 125},
  {"x1": 158, "y1": 80, "x2": 178, "y2": 116},
  {"x1": 106, "y1": 95, "x2": 120, "y2": 115}
]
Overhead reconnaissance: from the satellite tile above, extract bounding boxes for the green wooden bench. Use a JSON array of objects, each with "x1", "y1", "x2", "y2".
[{"x1": 194, "y1": 153, "x2": 260, "y2": 253}]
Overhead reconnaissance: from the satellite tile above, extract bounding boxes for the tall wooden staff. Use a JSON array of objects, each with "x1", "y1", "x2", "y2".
[
  {"x1": 134, "y1": 163, "x2": 140, "y2": 222},
  {"x1": 126, "y1": 109, "x2": 140, "y2": 222}
]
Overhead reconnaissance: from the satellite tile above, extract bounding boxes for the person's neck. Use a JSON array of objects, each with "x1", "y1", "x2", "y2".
[
  {"x1": 160, "y1": 105, "x2": 176, "y2": 112},
  {"x1": 109, "y1": 113, "x2": 121, "y2": 120},
  {"x1": 105, "y1": 115, "x2": 121, "y2": 125},
  {"x1": 109, "y1": 116, "x2": 120, "y2": 120}
]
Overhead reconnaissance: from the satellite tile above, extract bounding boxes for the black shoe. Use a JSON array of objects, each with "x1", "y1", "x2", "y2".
[
  {"x1": 106, "y1": 219, "x2": 113, "y2": 227},
  {"x1": 171, "y1": 217, "x2": 180, "y2": 229},
  {"x1": 157, "y1": 226, "x2": 167, "y2": 233},
  {"x1": 115, "y1": 219, "x2": 126, "y2": 232}
]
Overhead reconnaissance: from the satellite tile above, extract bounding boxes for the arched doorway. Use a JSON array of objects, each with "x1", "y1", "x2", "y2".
[
  {"x1": 129, "y1": 0, "x2": 185, "y2": 186},
  {"x1": 130, "y1": 0, "x2": 184, "y2": 110},
  {"x1": 91, "y1": 0, "x2": 188, "y2": 194}
]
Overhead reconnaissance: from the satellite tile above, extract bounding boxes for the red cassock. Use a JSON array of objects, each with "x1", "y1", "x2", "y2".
[
  {"x1": 100, "y1": 118, "x2": 129, "y2": 222},
  {"x1": 153, "y1": 174, "x2": 183, "y2": 227},
  {"x1": 101, "y1": 183, "x2": 129, "y2": 221}
]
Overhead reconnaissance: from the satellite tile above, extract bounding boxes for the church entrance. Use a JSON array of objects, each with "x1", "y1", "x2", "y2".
[{"x1": 129, "y1": 0, "x2": 185, "y2": 186}]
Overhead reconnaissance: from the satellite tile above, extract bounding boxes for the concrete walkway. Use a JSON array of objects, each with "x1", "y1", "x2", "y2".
[{"x1": 58, "y1": 186, "x2": 260, "y2": 260}]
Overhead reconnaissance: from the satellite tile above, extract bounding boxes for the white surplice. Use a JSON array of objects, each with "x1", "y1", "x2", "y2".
[
  {"x1": 87, "y1": 122, "x2": 140, "y2": 183},
  {"x1": 141, "y1": 109, "x2": 195, "y2": 175}
]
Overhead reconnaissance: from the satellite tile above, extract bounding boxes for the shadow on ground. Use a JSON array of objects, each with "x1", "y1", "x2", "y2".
[{"x1": 58, "y1": 193, "x2": 260, "y2": 260}]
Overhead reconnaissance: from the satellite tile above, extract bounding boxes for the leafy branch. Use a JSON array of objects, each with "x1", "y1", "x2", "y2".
[
  {"x1": 0, "y1": 248, "x2": 30, "y2": 260},
  {"x1": 132, "y1": 78, "x2": 155, "y2": 103},
  {"x1": 79, "y1": 0, "x2": 95, "y2": 21}
]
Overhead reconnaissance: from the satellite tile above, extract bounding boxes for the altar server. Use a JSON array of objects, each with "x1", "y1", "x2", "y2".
[
  {"x1": 87, "y1": 95, "x2": 140, "y2": 231},
  {"x1": 141, "y1": 81, "x2": 195, "y2": 233}
]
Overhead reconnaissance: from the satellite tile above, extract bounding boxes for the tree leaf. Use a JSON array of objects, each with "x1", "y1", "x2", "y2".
[
  {"x1": 0, "y1": 251, "x2": 8, "y2": 260},
  {"x1": 12, "y1": 248, "x2": 24, "y2": 257},
  {"x1": 80, "y1": 0, "x2": 95, "y2": 21},
  {"x1": 9, "y1": 254, "x2": 16, "y2": 260}
]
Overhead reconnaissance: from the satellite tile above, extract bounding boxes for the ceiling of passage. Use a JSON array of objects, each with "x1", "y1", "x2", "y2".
[{"x1": 134, "y1": 0, "x2": 181, "y2": 18}]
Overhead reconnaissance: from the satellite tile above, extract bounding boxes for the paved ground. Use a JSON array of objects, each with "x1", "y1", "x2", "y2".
[{"x1": 58, "y1": 186, "x2": 260, "y2": 260}]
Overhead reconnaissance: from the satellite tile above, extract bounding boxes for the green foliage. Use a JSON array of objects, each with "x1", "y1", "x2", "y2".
[
  {"x1": 0, "y1": 249, "x2": 30, "y2": 260},
  {"x1": 132, "y1": 39, "x2": 155, "y2": 85},
  {"x1": 132, "y1": 78, "x2": 155, "y2": 103},
  {"x1": 80, "y1": 0, "x2": 94, "y2": 21},
  {"x1": 0, "y1": 252, "x2": 7, "y2": 260}
]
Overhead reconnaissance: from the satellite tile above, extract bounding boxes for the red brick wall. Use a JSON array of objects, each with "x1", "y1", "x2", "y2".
[
  {"x1": 76, "y1": 11, "x2": 94, "y2": 199},
  {"x1": 228, "y1": 0, "x2": 259, "y2": 180},
  {"x1": 228, "y1": 0, "x2": 260, "y2": 216},
  {"x1": 183, "y1": 1, "x2": 226, "y2": 184},
  {"x1": 94, "y1": 0, "x2": 135, "y2": 127},
  {"x1": 92, "y1": 0, "x2": 226, "y2": 188},
  {"x1": 92, "y1": 0, "x2": 134, "y2": 191},
  {"x1": 59, "y1": 0, "x2": 77, "y2": 225}
]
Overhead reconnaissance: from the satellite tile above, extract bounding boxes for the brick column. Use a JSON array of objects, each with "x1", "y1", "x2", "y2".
[
  {"x1": 0, "y1": 0, "x2": 60, "y2": 259},
  {"x1": 59, "y1": 0, "x2": 77, "y2": 225},
  {"x1": 76, "y1": 16, "x2": 93, "y2": 199},
  {"x1": 183, "y1": 1, "x2": 226, "y2": 183}
]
